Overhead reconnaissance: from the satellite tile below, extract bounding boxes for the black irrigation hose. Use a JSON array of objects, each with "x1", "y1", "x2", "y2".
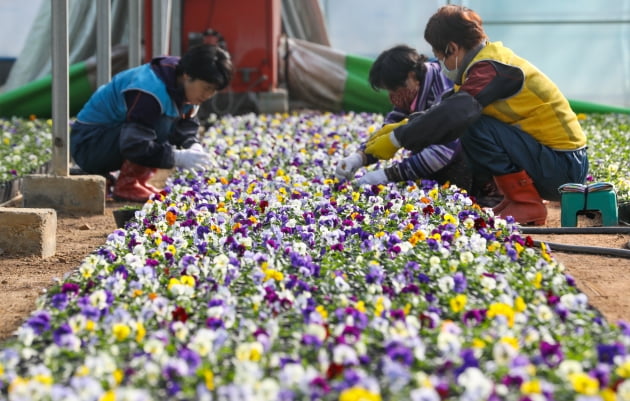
[
  {"x1": 520, "y1": 226, "x2": 630, "y2": 235},
  {"x1": 519, "y1": 226, "x2": 630, "y2": 258},
  {"x1": 531, "y1": 240, "x2": 630, "y2": 259}
]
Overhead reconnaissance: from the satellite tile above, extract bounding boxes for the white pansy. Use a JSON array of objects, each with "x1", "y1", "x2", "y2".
[
  {"x1": 618, "y1": 380, "x2": 630, "y2": 401},
  {"x1": 536, "y1": 304, "x2": 554, "y2": 322},
  {"x1": 480, "y1": 275, "x2": 497, "y2": 293},
  {"x1": 457, "y1": 367, "x2": 493, "y2": 401},
  {"x1": 557, "y1": 359, "x2": 583, "y2": 379},
  {"x1": 437, "y1": 276, "x2": 454, "y2": 292}
]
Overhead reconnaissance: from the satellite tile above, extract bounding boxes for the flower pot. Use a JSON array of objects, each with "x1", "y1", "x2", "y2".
[{"x1": 113, "y1": 208, "x2": 139, "y2": 228}]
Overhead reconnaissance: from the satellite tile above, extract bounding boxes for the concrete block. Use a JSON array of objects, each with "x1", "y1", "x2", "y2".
[
  {"x1": 258, "y1": 88, "x2": 289, "y2": 114},
  {"x1": 0, "y1": 207, "x2": 57, "y2": 258},
  {"x1": 22, "y1": 174, "x2": 106, "y2": 215}
]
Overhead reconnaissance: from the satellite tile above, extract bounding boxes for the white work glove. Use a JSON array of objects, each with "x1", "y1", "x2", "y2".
[
  {"x1": 173, "y1": 148, "x2": 211, "y2": 170},
  {"x1": 189, "y1": 142, "x2": 204, "y2": 152},
  {"x1": 356, "y1": 169, "x2": 388, "y2": 186},
  {"x1": 335, "y1": 153, "x2": 364, "y2": 180}
]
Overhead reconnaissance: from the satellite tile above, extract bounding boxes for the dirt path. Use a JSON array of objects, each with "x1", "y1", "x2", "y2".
[{"x1": 1, "y1": 190, "x2": 629, "y2": 342}]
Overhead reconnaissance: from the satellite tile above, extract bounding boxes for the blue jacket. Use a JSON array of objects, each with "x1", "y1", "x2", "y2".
[{"x1": 70, "y1": 57, "x2": 200, "y2": 174}]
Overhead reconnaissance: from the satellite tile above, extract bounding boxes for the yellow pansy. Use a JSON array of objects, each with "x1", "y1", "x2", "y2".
[
  {"x1": 569, "y1": 372, "x2": 599, "y2": 395},
  {"x1": 181, "y1": 275, "x2": 195, "y2": 287},
  {"x1": 532, "y1": 272, "x2": 543, "y2": 289},
  {"x1": 85, "y1": 320, "x2": 96, "y2": 332},
  {"x1": 521, "y1": 379, "x2": 542, "y2": 394},
  {"x1": 601, "y1": 388, "x2": 616, "y2": 401},
  {"x1": 34, "y1": 374, "x2": 53, "y2": 386},
  {"x1": 443, "y1": 213, "x2": 457, "y2": 224},
  {"x1": 76, "y1": 365, "x2": 90, "y2": 376},
  {"x1": 136, "y1": 322, "x2": 146, "y2": 342},
  {"x1": 616, "y1": 360, "x2": 630, "y2": 378},
  {"x1": 339, "y1": 387, "x2": 382, "y2": 401},
  {"x1": 112, "y1": 323, "x2": 131, "y2": 341},
  {"x1": 203, "y1": 369, "x2": 215, "y2": 390},
  {"x1": 168, "y1": 277, "x2": 181, "y2": 290},
  {"x1": 99, "y1": 390, "x2": 116, "y2": 401},
  {"x1": 316, "y1": 305, "x2": 328, "y2": 319},
  {"x1": 487, "y1": 302, "x2": 515, "y2": 327},
  {"x1": 113, "y1": 369, "x2": 124, "y2": 385},
  {"x1": 375, "y1": 296, "x2": 385, "y2": 317},
  {"x1": 487, "y1": 241, "x2": 501, "y2": 252},
  {"x1": 263, "y1": 269, "x2": 284, "y2": 282},
  {"x1": 501, "y1": 336, "x2": 519, "y2": 351},
  {"x1": 450, "y1": 294, "x2": 467, "y2": 313}
]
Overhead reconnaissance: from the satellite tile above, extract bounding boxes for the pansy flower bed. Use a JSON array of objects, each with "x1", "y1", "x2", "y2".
[
  {"x1": 0, "y1": 117, "x2": 52, "y2": 203},
  {"x1": 1, "y1": 111, "x2": 630, "y2": 400},
  {"x1": 579, "y1": 113, "x2": 630, "y2": 201}
]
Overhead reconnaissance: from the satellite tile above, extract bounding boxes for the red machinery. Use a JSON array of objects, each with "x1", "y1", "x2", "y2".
[{"x1": 144, "y1": 0, "x2": 281, "y2": 94}]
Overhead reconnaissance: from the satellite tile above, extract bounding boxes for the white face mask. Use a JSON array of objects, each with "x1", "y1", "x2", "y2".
[{"x1": 439, "y1": 45, "x2": 459, "y2": 82}]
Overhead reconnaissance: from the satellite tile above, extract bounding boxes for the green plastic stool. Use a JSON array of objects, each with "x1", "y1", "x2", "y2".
[{"x1": 560, "y1": 185, "x2": 618, "y2": 227}]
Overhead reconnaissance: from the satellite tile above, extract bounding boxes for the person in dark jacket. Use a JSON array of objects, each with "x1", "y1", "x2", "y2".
[
  {"x1": 335, "y1": 45, "x2": 501, "y2": 206},
  {"x1": 70, "y1": 44, "x2": 233, "y2": 202},
  {"x1": 364, "y1": 6, "x2": 588, "y2": 225}
]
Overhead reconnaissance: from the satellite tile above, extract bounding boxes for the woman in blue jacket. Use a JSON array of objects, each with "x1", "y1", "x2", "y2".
[{"x1": 71, "y1": 44, "x2": 233, "y2": 201}]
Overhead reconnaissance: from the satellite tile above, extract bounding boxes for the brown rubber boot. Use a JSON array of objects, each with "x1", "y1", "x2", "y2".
[
  {"x1": 113, "y1": 160, "x2": 156, "y2": 202},
  {"x1": 492, "y1": 170, "x2": 547, "y2": 226}
]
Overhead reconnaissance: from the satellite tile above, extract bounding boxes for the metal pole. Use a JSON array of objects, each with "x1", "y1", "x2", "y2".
[
  {"x1": 162, "y1": 0, "x2": 172, "y2": 55},
  {"x1": 170, "y1": 0, "x2": 181, "y2": 56},
  {"x1": 151, "y1": 0, "x2": 162, "y2": 57},
  {"x1": 128, "y1": 0, "x2": 143, "y2": 68},
  {"x1": 51, "y1": 0, "x2": 69, "y2": 177},
  {"x1": 97, "y1": 0, "x2": 112, "y2": 86}
]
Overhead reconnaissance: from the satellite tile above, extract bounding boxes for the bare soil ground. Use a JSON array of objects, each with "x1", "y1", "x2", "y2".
[{"x1": 1, "y1": 180, "x2": 629, "y2": 342}]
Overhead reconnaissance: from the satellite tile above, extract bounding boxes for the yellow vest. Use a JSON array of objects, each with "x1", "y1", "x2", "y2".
[{"x1": 460, "y1": 42, "x2": 586, "y2": 150}]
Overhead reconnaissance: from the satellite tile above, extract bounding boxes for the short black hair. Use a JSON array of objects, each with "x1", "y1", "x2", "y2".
[
  {"x1": 177, "y1": 44, "x2": 233, "y2": 90},
  {"x1": 369, "y1": 45, "x2": 428, "y2": 91}
]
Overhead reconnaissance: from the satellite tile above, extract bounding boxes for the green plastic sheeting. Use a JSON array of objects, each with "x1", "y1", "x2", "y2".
[
  {"x1": 342, "y1": 54, "x2": 391, "y2": 114},
  {"x1": 341, "y1": 52, "x2": 630, "y2": 116},
  {"x1": 0, "y1": 62, "x2": 93, "y2": 119},
  {"x1": 0, "y1": 53, "x2": 628, "y2": 119}
]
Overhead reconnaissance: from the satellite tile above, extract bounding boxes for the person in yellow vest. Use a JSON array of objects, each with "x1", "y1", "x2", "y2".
[{"x1": 363, "y1": 5, "x2": 588, "y2": 226}]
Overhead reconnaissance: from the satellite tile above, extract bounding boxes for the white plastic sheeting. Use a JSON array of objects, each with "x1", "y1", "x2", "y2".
[
  {"x1": 279, "y1": 37, "x2": 346, "y2": 111},
  {"x1": 2, "y1": 0, "x2": 129, "y2": 93},
  {"x1": 322, "y1": 0, "x2": 630, "y2": 107}
]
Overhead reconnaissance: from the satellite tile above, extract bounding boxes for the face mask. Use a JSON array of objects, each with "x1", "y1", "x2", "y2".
[
  {"x1": 389, "y1": 86, "x2": 419, "y2": 112},
  {"x1": 440, "y1": 45, "x2": 459, "y2": 82}
]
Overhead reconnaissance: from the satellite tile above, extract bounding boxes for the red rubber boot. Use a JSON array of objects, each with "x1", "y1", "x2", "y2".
[
  {"x1": 492, "y1": 170, "x2": 547, "y2": 226},
  {"x1": 138, "y1": 166, "x2": 161, "y2": 194},
  {"x1": 113, "y1": 160, "x2": 156, "y2": 202}
]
